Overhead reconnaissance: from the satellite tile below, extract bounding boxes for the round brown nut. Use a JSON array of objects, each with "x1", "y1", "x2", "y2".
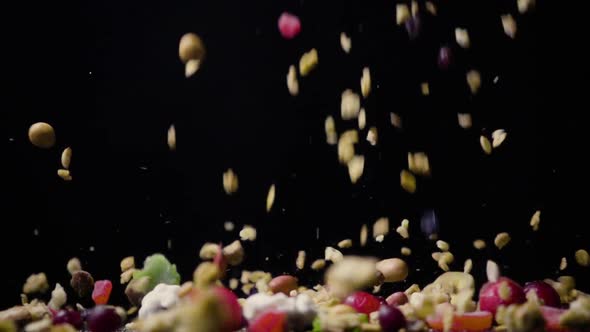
[
  {"x1": 386, "y1": 292, "x2": 408, "y2": 306},
  {"x1": 125, "y1": 276, "x2": 150, "y2": 306},
  {"x1": 376, "y1": 258, "x2": 409, "y2": 283},
  {"x1": 28, "y1": 122, "x2": 56, "y2": 149},
  {"x1": 70, "y1": 270, "x2": 94, "y2": 297},
  {"x1": 269, "y1": 275, "x2": 298, "y2": 295},
  {"x1": 178, "y1": 33, "x2": 205, "y2": 63}
]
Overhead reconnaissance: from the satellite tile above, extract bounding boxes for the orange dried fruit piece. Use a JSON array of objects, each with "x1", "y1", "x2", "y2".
[{"x1": 426, "y1": 311, "x2": 493, "y2": 331}]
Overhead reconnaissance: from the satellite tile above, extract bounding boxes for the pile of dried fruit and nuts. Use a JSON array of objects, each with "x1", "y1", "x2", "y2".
[{"x1": 1, "y1": 245, "x2": 589, "y2": 332}]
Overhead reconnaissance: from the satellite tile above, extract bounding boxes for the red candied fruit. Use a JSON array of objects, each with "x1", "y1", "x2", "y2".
[
  {"x1": 278, "y1": 12, "x2": 301, "y2": 39},
  {"x1": 248, "y1": 310, "x2": 287, "y2": 332},
  {"x1": 92, "y1": 280, "x2": 113, "y2": 305},
  {"x1": 344, "y1": 291, "x2": 381, "y2": 315}
]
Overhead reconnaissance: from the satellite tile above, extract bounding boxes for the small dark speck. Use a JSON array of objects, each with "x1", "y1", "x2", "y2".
[
  {"x1": 255, "y1": 28, "x2": 262, "y2": 36},
  {"x1": 552, "y1": 169, "x2": 557, "y2": 173},
  {"x1": 358, "y1": 24, "x2": 364, "y2": 33},
  {"x1": 309, "y1": 136, "x2": 313, "y2": 144},
  {"x1": 481, "y1": 203, "x2": 487, "y2": 207}
]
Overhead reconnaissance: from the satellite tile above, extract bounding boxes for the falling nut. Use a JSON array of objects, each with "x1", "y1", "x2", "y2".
[
  {"x1": 517, "y1": 0, "x2": 535, "y2": 13},
  {"x1": 299, "y1": 48, "x2": 318, "y2": 76},
  {"x1": 361, "y1": 67, "x2": 371, "y2": 98},
  {"x1": 340, "y1": 32, "x2": 352, "y2": 53},
  {"x1": 360, "y1": 224, "x2": 368, "y2": 247},
  {"x1": 401, "y1": 247, "x2": 412, "y2": 256},
  {"x1": 455, "y1": 28, "x2": 470, "y2": 48},
  {"x1": 473, "y1": 239, "x2": 486, "y2": 250},
  {"x1": 338, "y1": 239, "x2": 353, "y2": 249},
  {"x1": 296, "y1": 250, "x2": 306, "y2": 270},
  {"x1": 420, "y1": 82, "x2": 430, "y2": 96},
  {"x1": 458, "y1": 113, "x2": 472, "y2": 129},
  {"x1": 390, "y1": 112, "x2": 402, "y2": 128},
  {"x1": 325, "y1": 246, "x2": 344, "y2": 263},
  {"x1": 325, "y1": 116, "x2": 337, "y2": 145},
  {"x1": 425, "y1": 1, "x2": 437, "y2": 15},
  {"x1": 358, "y1": 108, "x2": 366, "y2": 130},
  {"x1": 120, "y1": 256, "x2": 135, "y2": 272},
  {"x1": 185, "y1": 59, "x2": 201, "y2": 77},
  {"x1": 366, "y1": 127, "x2": 378, "y2": 146},
  {"x1": 480, "y1": 136, "x2": 492, "y2": 155},
  {"x1": 560, "y1": 257, "x2": 567, "y2": 271},
  {"x1": 70, "y1": 271, "x2": 94, "y2": 297},
  {"x1": 492, "y1": 129, "x2": 507, "y2": 148},
  {"x1": 179, "y1": 33, "x2": 205, "y2": 64},
  {"x1": 28, "y1": 122, "x2": 56, "y2": 149},
  {"x1": 311, "y1": 259, "x2": 326, "y2": 271},
  {"x1": 575, "y1": 249, "x2": 590, "y2": 267},
  {"x1": 61, "y1": 147, "x2": 72, "y2": 169},
  {"x1": 437, "y1": 240, "x2": 450, "y2": 252},
  {"x1": 57, "y1": 169, "x2": 72, "y2": 181},
  {"x1": 464, "y1": 259, "x2": 473, "y2": 274},
  {"x1": 529, "y1": 210, "x2": 541, "y2": 231},
  {"x1": 373, "y1": 217, "x2": 390, "y2": 239},
  {"x1": 467, "y1": 70, "x2": 481, "y2": 94},
  {"x1": 167, "y1": 125, "x2": 176, "y2": 150},
  {"x1": 266, "y1": 184, "x2": 276, "y2": 212},
  {"x1": 239, "y1": 225, "x2": 257, "y2": 241},
  {"x1": 487, "y1": 260, "x2": 500, "y2": 282},
  {"x1": 222, "y1": 168, "x2": 239, "y2": 195},
  {"x1": 66, "y1": 258, "x2": 81, "y2": 275},
  {"x1": 200, "y1": 243, "x2": 221, "y2": 260},
  {"x1": 341, "y1": 90, "x2": 361, "y2": 120},
  {"x1": 494, "y1": 232, "x2": 511, "y2": 249},
  {"x1": 396, "y1": 4, "x2": 410, "y2": 25},
  {"x1": 287, "y1": 65, "x2": 299, "y2": 96},
  {"x1": 23, "y1": 273, "x2": 49, "y2": 294},
  {"x1": 223, "y1": 240, "x2": 245, "y2": 266},
  {"x1": 376, "y1": 258, "x2": 409, "y2": 283},
  {"x1": 269, "y1": 275, "x2": 298, "y2": 295},
  {"x1": 400, "y1": 170, "x2": 416, "y2": 193},
  {"x1": 501, "y1": 14, "x2": 517, "y2": 39},
  {"x1": 347, "y1": 155, "x2": 365, "y2": 184}
]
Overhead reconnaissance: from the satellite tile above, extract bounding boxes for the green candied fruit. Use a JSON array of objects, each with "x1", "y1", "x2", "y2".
[
  {"x1": 312, "y1": 317, "x2": 322, "y2": 332},
  {"x1": 311, "y1": 313, "x2": 368, "y2": 332},
  {"x1": 350, "y1": 314, "x2": 369, "y2": 332},
  {"x1": 133, "y1": 253, "x2": 180, "y2": 291}
]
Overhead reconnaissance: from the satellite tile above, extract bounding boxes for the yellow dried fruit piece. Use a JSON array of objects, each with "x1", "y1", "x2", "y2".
[
  {"x1": 311, "y1": 259, "x2": 326, "y2": 271},
  {"x1": 400, "y1": 170, "x2": 416, "y2": 193},
  {"x1": 222, "y1": 168, "x2": 239, "y2": 194},
  {"x1": 473, "y1": 239, "x2": 486, "y2": 250},
  {"x1": 167, "y1": 125, "x2": 176, "y2": 150},
  {"x1": 492, "y1": 129, "x2": 508, "y2": 148},
  {"x1": 464, "y1": 259, "x2": 473, "y2": 274},
  {"x1": 347, "y1": 155, "x2": 365, "y2": 184},
  {"x1": 467, "y1": 70, "x2": 481, "y2": 94},
  {"x1": 360, "y1": 224, "x2": 368, "y2": 247},
  {"x1": 296, "y1": 250, "x2": 306, "y2": 270},
  {"x1": 338, "y1": 239, "x2": 353, "y2": 249},
  {"x1": 480, "y1": 136, "x2": 492, "y2": 155},
  {"x1": 361, "y1": 67, "x2": 371, "y2": 98},
  {"x1": 61, "y1": 147, "x2": 72, "y2": 169},
  {"x1": 494, "y1": 232, "x2": 511, "y2": 249},
  {"x1": 501, "y1": 14, "x2": 517, "y2": 39},
  {"x1": 575, "y1": 249, "x2": 590, "y2": 267},
  {"x1": 458, "y1": 113, "x2": 472, "y2": 129},
  {"x1": 455, "y1": 28, "x2": 470, "y2": 48},
  {"x1": 401, "y1": 247, "x2": 412, "y2": 256},
  {"x1": 266, "y1": 184, "x2": 276, "y2": 212},
  {"x1": 340, "y1": 32, "x2": 351, "y2": 53},
  {"x1": 28, "y1": 122, "x2": 56, "y2": 149},
  {"x1": 239, "y1": 225, "x2": 257, "y2": 241},
  {"x1": 299, "y1": 48, "x2": 318, "y2": 77},
  {"x1": 421, "y1": 82, "x2": 430, "y2": 96},
  {"x1": 341, "y1": 90, "x2": 361, "y2": 120},
  {"x1": 287, "y1": 65, "x2": 299, "y2": 96},
  {"x1": 396, "y1": 4, "x2": 411, "y2": 25}
]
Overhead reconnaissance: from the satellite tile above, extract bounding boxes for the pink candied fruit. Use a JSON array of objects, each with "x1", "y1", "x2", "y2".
[
  {"x1": 344, "y1": 291, "x2": 382, "y2": 315},
  {"x1": 248, "y1": 310, "x2": 287, "y2": 332},
  {"x1": 278, "y1": 12, "x2": 301, "y2": 39},
  {"x1": 92, "y1": 280, "x2": 113, "y2": 305}
]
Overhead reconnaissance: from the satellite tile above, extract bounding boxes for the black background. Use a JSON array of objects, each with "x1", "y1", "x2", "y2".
[{"x1": 1, "y1": 0, "x2": 587, "y2": 309}]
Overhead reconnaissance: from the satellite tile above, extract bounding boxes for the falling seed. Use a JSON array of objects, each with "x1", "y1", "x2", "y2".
[
  {"x1": 184, "y1": 59, "x2": 200, "y2": 77},
  {"x1": 179, "y1": 33, "x2": 205, "y2": 64},
  {"x1": 373, "y1": 217, "x2": 390, "y2": 239},
  {"x1": 425, "y1": 1, "x2": 437, "y2": 15},
  {"x1": 340, "y1": 32, "x2": 352, "y2": 53},
  {"x1": 341, "y1": 89, "x2": 361, "y2": 120},
  {"x1": 560, "y1": 257, "x2": 567, "y2": 271},
  {"x1": 420, "y1": 82, "x2": 430, "y2": 96},
  {"x1": 517, "y1": 0, "x2": 535, "y2": 13},
  {"x1": 360, "y1": 224, "x2": 368, "y2": 247},
  {"x1": 229, "y1": 278, "x2": 239, "y2": 290},
  {"x1": 167, "y1": 125, "x2": 176, "y2": 151},
  {"x1": 396, "y1": 4, "x2": 411, "y2": 25},
  {"x1": 492, "y1": 129, "x2": 507, "y2": 148},
  {"x1": 324, "y1": 116, "x2": 337, "y2": 145},
  {"x1": 575, "y1": 249, "x2": 590, "y2": 267},
  {"x1": 224, "y1": 221, "x2": 235, "y2": 231},
  {"x1": 358, "y1": 108, "x2": 366, "y2": 130},
  {"x1": 299, "y1": 48, "x2": 318, "y2": 77},
  {"x1": 494, "y1": 232, "x2": 511, "y2": 249},
  {"x1": 296, "y1": 250, "x2": 306, "y2": 270},
  {"x1": 61, "y1": 147, "x2": 72, "y2": 169},
  {"x1": 337, "y1": 239, "x2": 352, "y2": 249},
  {"x1": 287, "y1": 65, "x2": 299, "y2": 96},
  {"x1": 487, "y1": 260, "x2": 500, "y2": 282},
  {"x1": 458, "y1": 113, "x2": 472, "y2": 129},
  {"x1": 437, "y1": 240, "x2": 450, "y2": 252},
  {"x1": 473, "y1": 239, "x2": 486, "y2": 250},
  {"x1": 338, "y1": 130, "x2": 358, "y2": 164},
  {"x1": 501, "y1": 14, "x2": 517, "y2": 39},
  {"x1": 529, "y1": 210, "x2": 541, "y2": 231},
  {"x1": 366, "y1": 127, "x2": 378, "y2": 146},
  {"x1": 360, "y1": 67, "x2": 371, "y2": 98},
  {"x1": 396, "y1": 226, "x2": 409, "y2": 239},
  {"x1": 455, "y1": 28, "x2": 470, "y2": 48},
  {"x1": 311, "y1": 259, "x2": 326, "y2": 271},
  {"x1": 222, "y1": 168, "x2": 239, "y2": 194},
  {"x1": 466, "y1": 70, "x2": 481, "y2": 94},
  {"x1": 28, "y1": 122, "x2": 56, "y2": 149},
  {"x1": 325, "y1": 246, "x2": 344, "y2": 263},
  {"x1": 239, "y1": 225, "x2": 257, "y2": 241},
  {"x1": 408, "y1": 152, "x2": 430, "y2": 176},
  {"x1": 464, "y1": 259, "x2": 473, "y2": 274},
  {"x1": 390, "y1": 112, "x2": 402, "y2": 128},
  {"x1": 400, "y1": 170, "x2": 416, "y2": 193},
  {"x1": 347, "y1": 155, "x2": 365, "y2": 184},
  {"x1": 401, "y1": 247, "x2": 412, "y2": 256},
  {"x1": 57, "y1": 169, "x2": 72, "y2": 181},
  {"x1": 375, "y1": 235, "x2": 385, "y2": 243},
  {"x1": 266, "y1": 184, "x2": 276, "y2": 212},
  {"x1": 411, "y1": 0, "x2": 419, "y2": 16},
  {"x1": 480, "y1": 136, "x2": 492, "y2": 155}
]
